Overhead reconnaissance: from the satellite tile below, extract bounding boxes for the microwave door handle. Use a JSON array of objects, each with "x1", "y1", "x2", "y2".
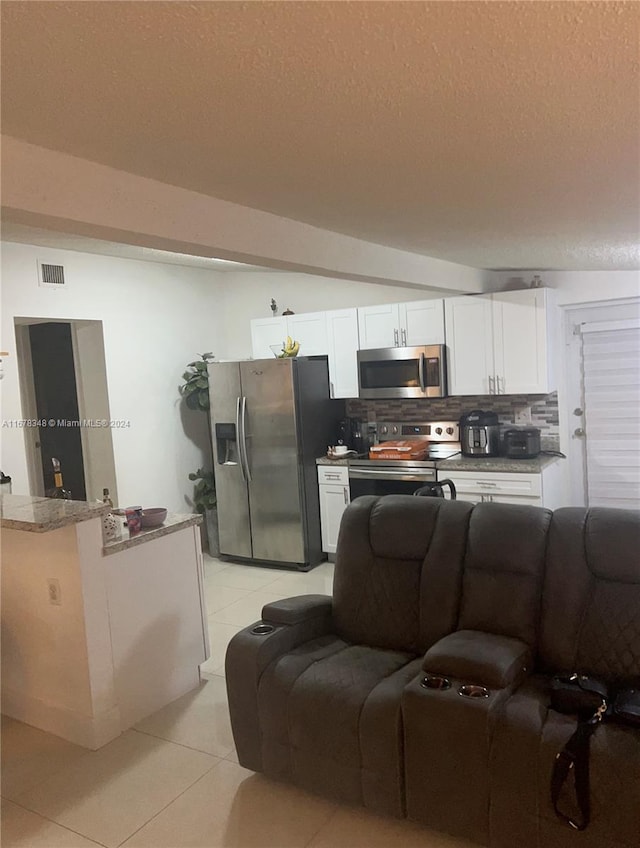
[{"x1": 418, "y1": 353, "x2": 426, "y2": 393}]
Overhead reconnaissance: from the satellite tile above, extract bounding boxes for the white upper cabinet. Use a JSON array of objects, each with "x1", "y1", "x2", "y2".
[
  {"x1": 250, "y1": 312, "x2": 328, "y2": 359},
  {"x1": 493, "y1": 289, "x2": 551, "y2": 395},
  {"x1": 400, "y1": 300, "x2": 446, "y2": 346},
  {"x1": 357, "y1": 303, "x2": 400, "y2": 349},
  {"x1": 250, "y1": 317, "x2": 287, "y2": 359},
  {"x1": 326, "y1": 308, "x2": 360, "y2": 398},
  {"x1": 445, "y1": 288, "x2": 555, "y2": 396},
  {"x1": 358, "y1": 299, "x2": 445, "y2": 349},
  {"x1": 444, "y1": 296, "x2": 494, "y2": 395},
  {"x1": 285, "y1": 312, "x2": 329, "y2": 357}
]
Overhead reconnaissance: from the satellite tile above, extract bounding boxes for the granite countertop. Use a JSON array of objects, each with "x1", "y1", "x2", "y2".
[
  {"x1": 317, "y1": 453, "x2": 563, "y2": 472},
  {"x1": 435, "y1": 453, "x2": 562, "y2": 473},
  {"x1": 316, "y1": 456, "x2": 351, "y2": 466},
  {"x1": 0, "y1": 494, "x2": 111, "y2": 532},
  {"x1": 103, "y1": 512, "x2": 202, "y2": 556}
]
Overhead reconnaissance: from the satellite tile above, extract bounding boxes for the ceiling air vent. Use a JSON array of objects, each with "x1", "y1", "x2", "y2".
[{"x1": 38, "y1": 262, "x2": 66, "y2": 288}]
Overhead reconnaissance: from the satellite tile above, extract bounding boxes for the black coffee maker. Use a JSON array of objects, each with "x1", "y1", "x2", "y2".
[
  {"x1": 335, "y1": 418, "x2": 353, "y2": 449},
  {"x1": 335, "y1": 418, "x2": 368, "y2": 454}
]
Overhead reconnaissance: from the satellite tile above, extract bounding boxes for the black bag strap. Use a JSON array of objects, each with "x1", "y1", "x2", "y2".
[{"x1": 550, "y1": 703, "x2": 607, "y2": 830}]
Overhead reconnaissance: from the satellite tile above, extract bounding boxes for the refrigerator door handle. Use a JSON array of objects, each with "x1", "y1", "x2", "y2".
[
  {"x1": 236, "y1": 397, "x2": 247, "y2": 481},
  {"x1": 240, "y1": 395, "x2": 252, "y2": 482}
]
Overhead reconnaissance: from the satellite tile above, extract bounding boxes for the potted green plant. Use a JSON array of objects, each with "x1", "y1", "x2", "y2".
[
  {"x1": 188, "y1": 468, "x2": 218, "y2": 556},
  {"x1": 179, "y1": 353, "x2": 219, "y2": 555},
  {"x1": 180, "y1": 352, "x2": 215, "y2": 411}
]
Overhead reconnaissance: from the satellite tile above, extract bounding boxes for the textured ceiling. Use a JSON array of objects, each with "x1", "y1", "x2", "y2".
[{"x1": 1, "y1": 1, "x2": 639, "y2": 270}]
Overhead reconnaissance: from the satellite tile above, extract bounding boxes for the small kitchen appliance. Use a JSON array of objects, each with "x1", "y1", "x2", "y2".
[
  {"x1": 503, "y1": 427, "x2": 542, "y2": 459},
  {"x1": 357, "y1": 345, "x2": 447, "y2": 399},
  {"x1": 460, "y1": 410, "x2": 501, "y2": 457}
]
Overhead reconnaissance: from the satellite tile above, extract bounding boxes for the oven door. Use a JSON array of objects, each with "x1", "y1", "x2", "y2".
[
  {"x1": 357, "y1": 345, "x2": 447, "y2": 399},
  {"x1": 348, "y1": 466, "x2": 437, "y2": 500}
]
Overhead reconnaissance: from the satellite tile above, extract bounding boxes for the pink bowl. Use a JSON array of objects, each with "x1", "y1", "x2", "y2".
[{"x1": 141, "y1": 508, "x2": 168, "y2": 528}]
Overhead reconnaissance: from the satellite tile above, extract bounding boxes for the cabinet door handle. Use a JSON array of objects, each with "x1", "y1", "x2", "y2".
[
  {"x1": 488, "y1": 375, "x2": 495, "y2": 394},
  {"x1": 497, "y1": 375, "x2": 505, "y2": 394},
  {"x1": 343, "y1": 488, "x2": 349, "y2": 505},
  {"x1": 401, "y1": 328, "x2": 407, "y2": 346},
  {"x1": 329, "y1": 381, "x2": 335, "y2": 398},
  {"x1": 478, "y1": 481, "x2": 498, "y2": 488},
  {"x1": 394, "y1": 328, "x2": 399, "y2": 346}
]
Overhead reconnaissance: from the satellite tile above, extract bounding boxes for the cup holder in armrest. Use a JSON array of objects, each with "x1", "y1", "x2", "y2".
[
  {"x1": 420, "y1": 675, "x2": 451, "y2": 691},
  {"x1": 250, "y1": 623, "x2": 275, "y2": 635},
  {"x1": 458, "y1": 684, "x2": 490, "y2": 699}
]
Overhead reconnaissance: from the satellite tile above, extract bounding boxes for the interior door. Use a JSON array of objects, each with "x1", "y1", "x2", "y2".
[{"x1": 240, "y1": 359, "x2": 306, "y2": 564}]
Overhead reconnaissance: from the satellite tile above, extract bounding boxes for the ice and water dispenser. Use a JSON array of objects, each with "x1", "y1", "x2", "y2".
[{"x1": 215, "y1": 422, "x2": 240, "y2": 465}]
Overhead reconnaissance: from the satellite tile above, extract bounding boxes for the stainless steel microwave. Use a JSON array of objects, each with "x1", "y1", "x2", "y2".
[{"x1": 357, "y1": 345, "x2": 448, "y2": 399}]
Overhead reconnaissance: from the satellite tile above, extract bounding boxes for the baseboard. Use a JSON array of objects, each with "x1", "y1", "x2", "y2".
[{"x1": 1, "y1": 687, "x2": 121, "y2": 749}]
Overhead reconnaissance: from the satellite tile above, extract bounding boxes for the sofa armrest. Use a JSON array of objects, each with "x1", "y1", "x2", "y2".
[
  {"x1": 422, "y1": 629, "x2": 532, "y2": 689},
  {"x1": 261, "y1": 594, "x2": 333, "y2": 626}
]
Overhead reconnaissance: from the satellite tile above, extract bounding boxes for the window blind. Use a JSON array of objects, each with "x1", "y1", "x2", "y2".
[{"x1": 581, "y1": 321, "x2": 640, "y2": 509}]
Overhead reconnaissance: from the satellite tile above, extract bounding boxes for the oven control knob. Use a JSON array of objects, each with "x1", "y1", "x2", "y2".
[
  {"x1": 392, "y1": 425, "x2": 399, "y2": 434},
  {"x1": 446, "y1": 427, "x2": 454, "y2": 435},
  {"x1": 435, "y1": 427, "x2": 443, "y2": 435},
  {"x1": 380, "y1": 425, "x2": 388, "y2": 435}
]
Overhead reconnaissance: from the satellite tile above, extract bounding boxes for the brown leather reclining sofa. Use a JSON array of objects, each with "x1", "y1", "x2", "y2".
[{"x1": 225, "y1": 495, "x2": 640, "y2": 847}]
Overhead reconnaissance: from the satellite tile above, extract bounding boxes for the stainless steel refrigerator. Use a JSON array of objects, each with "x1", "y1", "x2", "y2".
[{"x1": 208, "y1": 357, "x2": 343, "y2": 570}]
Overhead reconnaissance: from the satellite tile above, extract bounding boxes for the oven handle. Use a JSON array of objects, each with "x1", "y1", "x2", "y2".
[
  {"x1": 419, "y1": 353, "x2": 426, "y2": 393},
  {"x1": 348, "y1": 468, "x2": 436, "y2": 482}
]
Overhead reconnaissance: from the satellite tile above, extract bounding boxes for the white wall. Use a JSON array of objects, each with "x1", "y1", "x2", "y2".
[
  {"x1": 219, "y1": 271, "x2": 444, "y2": 358},
  {"x1": 1, "y1": 242, "x2": 224, "y2": 512}
]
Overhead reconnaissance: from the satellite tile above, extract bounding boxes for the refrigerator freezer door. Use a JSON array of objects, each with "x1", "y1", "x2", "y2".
[
  {"x1": 240, "y1": 359, "x2": 306, "y2": 564},
  {"x1": 208, "y1": 362, "x2": 252, "y2": 559}
]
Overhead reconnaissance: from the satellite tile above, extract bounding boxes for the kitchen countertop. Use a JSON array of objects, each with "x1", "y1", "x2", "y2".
[
  {"x1": 102, "y1": 512, "x2": 202, "y2": 555},
  {"x1": 0, "y1": 494, "x2": 111, "y2": 532},
  {"x1": 434, "y1": 454, "x2": 563, "y2": 473},
  {"x1": 316, "y1": 453, "x2": 563, "y2": 472}
]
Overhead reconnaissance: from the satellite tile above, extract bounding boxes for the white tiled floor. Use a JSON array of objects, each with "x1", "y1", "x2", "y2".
[{"x1": 1, "y1": 555, "x2": 473, "y2": 848}]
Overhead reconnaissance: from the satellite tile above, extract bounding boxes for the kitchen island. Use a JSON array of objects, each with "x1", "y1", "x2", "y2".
[{"x1": 1, "y1": 495, "x2": 209, "y2": 749}]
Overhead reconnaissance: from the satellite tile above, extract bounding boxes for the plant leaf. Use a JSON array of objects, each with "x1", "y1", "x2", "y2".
[{"x1": 186, "y1": 393, "x2": 200, "y2": 410}]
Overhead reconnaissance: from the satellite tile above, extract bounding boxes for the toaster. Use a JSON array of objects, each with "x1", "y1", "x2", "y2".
[{"x1": 503, "y1": 427, "x2": 541, "y2": 459}]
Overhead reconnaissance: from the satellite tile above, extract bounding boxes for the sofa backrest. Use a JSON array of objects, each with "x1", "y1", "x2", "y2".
[
  {"x1": 456, "y1": 503, "x2": 552, "y2": 647},
  {"x1": 539, "y1": 507, "x2": 640, "y2": 682},
  {"x1": 332, "y1": 495, "x2": 473, "y2": 654}
]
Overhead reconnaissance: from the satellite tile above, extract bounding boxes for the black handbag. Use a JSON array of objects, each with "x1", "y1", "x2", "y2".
[
  {"x1": 550, "y1": 674, "x2": 608, "y2": 718},
  {"x1": 613, "y1": 687, "x2": 640, "y2": 726},
  {"x1": 549, "y1": 674, "x2": 609, "y2": 831}
]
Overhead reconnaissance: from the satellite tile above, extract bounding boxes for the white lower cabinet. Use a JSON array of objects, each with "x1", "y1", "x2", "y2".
[
  {"x1": 318, "y1": 465, "x2": 350, "y2": 554},
  {"x1": 442, "y1": 463, "x2": 564, "y2": 509}
]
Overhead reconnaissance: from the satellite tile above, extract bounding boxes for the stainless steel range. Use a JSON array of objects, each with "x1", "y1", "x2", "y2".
[{"x1": 348, "y1": 420, "x2": 460, "y2": 499}]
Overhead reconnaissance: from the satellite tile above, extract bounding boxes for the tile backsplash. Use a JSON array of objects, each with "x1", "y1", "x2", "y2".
[{"x1": 346, "y1": 392, "x2": 559, "y2": 436}]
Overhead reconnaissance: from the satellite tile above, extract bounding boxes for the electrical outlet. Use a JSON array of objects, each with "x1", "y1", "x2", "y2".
[
  {"x1": 514, "y1": 406, "x2": 532, "y2": 425},
  {"x1": 47, "y1": 578, "x2": 61, "y2": 605}
]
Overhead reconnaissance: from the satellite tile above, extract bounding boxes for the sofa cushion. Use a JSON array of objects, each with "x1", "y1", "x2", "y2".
[
  {"x1": 540, "y1": 507, "x2": 640, "y2": 682},
  {"x1": 332, "y1": 496, "x2": 472, "y2": 653},
  {"x1": 258, "y1": 636, "x2": 419, "y2": 815},
  {"x1": 457, "y1": 502, "x2": 552, "y2": 647}
]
